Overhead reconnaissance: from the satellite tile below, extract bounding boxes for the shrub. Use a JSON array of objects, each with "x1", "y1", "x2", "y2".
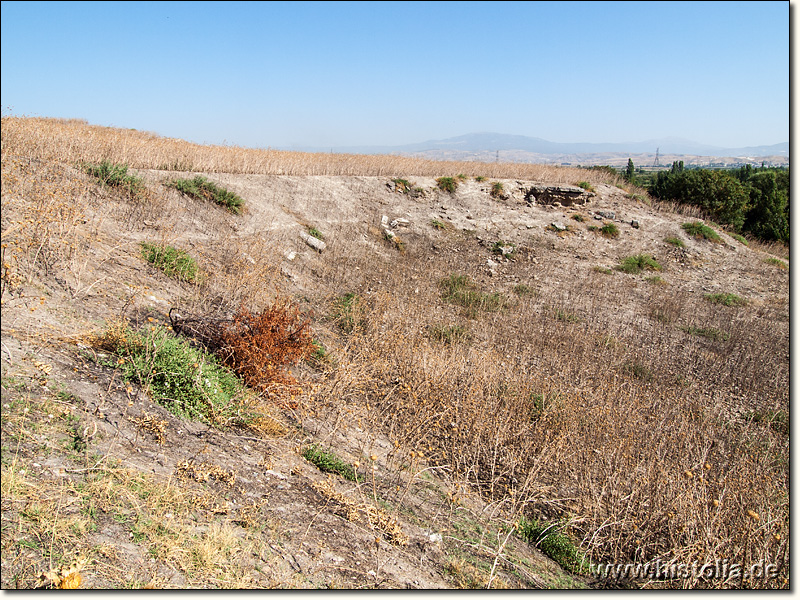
[
  {"x1": 168, "y1": 175, "x2": 244, "y2": 214},
  {"x1": 576, "y1": 181, "x2": 594, "y2": 192},
  {"x1": 490, "y1": 181, "x2": 505, "y2": 199},
  {"x1": 665, "y1": 236, "x2": 685, "y2": 248},
  {"x1": 427, "y1": 324, "x2": 471, "y2": 345},
  {"x1": 436, "y1": 177, "x2": 459, "y2": 193},
  {"x1": 430, "y1": 219, "x2": 447, "y2": 230},
  {"x1": 332, "y1": 292, "x2": 362, "y2": 333},
  {"x1": 140, "y1": 242, "x2": 199, "y2": 282},
  {"x1": 571, "y1": 214, "x2": 585, "y2": 222},
  {"x1": 743, "y1": 409, "x2": 788, "y2": 436},
  {"x1": 492, "y1": 240, "x2": 516, "y2": 257},
  {"x1": 302, "y1": 444, "x2": 361, "y2": 482},
  {"x1": 616, "y1": 254, "x2": 662, "y2": 274},
  {"x1": 599, "y1": 222, "x2": 619, "y2": 238},
  {"x1": 681, "y1": 325, "x2": 730, "y2": 341},
  {"x1": 99, "y1": 322, "x2": 252, "y2": 427},
  {"x1": 308, "y1": 339, "x2": 332, "y2": 366},
  {"x1": 682, "y1": 221, "x2": 721, "y2": 243},
  {"x1": 622, "y1": 361, "x2": 653, "y2": 381},
  {"x1": 307, "y1": 227, "x2": 325, "y2": 241},
  {"x1": 517, "y1": 517, "x2": 588, "y2": 575},
  {"x1": 730, "y1": 233, "x2": 749, "y2": 246},
  {"x1": 391, "y1": 178, "x2": 412, "y2": 193},
  {"x1": 81, "y1": 160, "x2": 146, "y2": 199},
  {"x1": 440, "y1": 274, "x2": 508, "y2": 316},
  {"x1": 474, "y1": 176, "x2": 487, "y2": 182},
  {"x1": 704, "y1": 292, "x2": 747, "y2": 307},
  {"x1": 513, "y1": 283, "x2": 534, "y2": 296},
  {"x1": 764, "y1": 257, "x2": 787, "y2": 269},
  {"x1": 554, "y1": 308, "x2": 580, "y2": 323},
  {"x1": 212, "y1": 303, "x2": 314, "y2": 392}
]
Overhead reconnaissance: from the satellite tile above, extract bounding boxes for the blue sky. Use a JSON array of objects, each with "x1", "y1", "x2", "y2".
[{"x1": 0, "y1": 1, "x2": 790, "y2": 150}]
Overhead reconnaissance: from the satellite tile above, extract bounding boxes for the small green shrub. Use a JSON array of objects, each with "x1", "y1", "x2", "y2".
[
  {"x1": 492, "y1": 240, "x2": 516, "y2": 257},
  {"x1": 513, "y1": 283, "x2": 534, "y2": 296},
  {"x1": 430, "y1": 219, "x2": 447, "y2": 230},
  {"x1": 81, "y1": 161, "x2": 146, "y2": 199},
  {"x1": 474, "y1": 176, "x2": 487, "y2": 182},
  {"x1": 456, "y1": 173, "x2": 468, "y2": 181},
  {"x1": 622, "y1": 361, "x2": 653, "y2": 381},
  {"x1": 517, "y1": 517, "x2": 589, "y2": 575},
  {"x1": 436, "y1": 177, "x2": 459, "y2": 193},
  {"x1": 427, "y1": 324, "x2": 471, "y2": 345},
  {"x1": 308, "y1": 227, "x2": 325, "y2": 241},
  {"x1": 575, "y1": 181, "x2": 594, "y2": 192},
  {"x1": 616, "y1": 254, "x2": 662, "y2": 274},
  {"x1": 440, "y1": 274, "x2": 508, "y2": 316},
  {"x1": 391, "y1": 178, "x2": 412, "y2": 193},
  {"x1": 168, "y1": 175, "x2": 244, "y2": 214},
  {"x1": 332, "y1": 292, "x2": 362, "y2": 332},
  {"x1": 730, "y1": 233, "x2": 749, "y2": 246},
  {"x1": 307, "y1": 339, "x2": 332, "y2": 366},
  {"x1": 599, "y1": 222, "x2": 619, "y2": 238},
  {"x1": 665, "y1": 236, "x2": 685, "y2": 248},
  {"x1": 764, "y1": 257, "x2": 787, "y2": 269},
  {"x1": 302, "y1": 444, "x2": 362, "y2": 482},
  {"x1": 102, "y1": 323, "x2": 252, "y2": 427},
  {"x1": 571, "y1": 214, "x2": 585, "y2": 222},
  {"x1": 592, "y1": 266, "x2": 614, "y2": 275},
  {"x1": 682, "y1": 221, "x2": 721, "y2": 243},
  {"x1": 645, "y1": 275, "x2": 666, "y2": 285},
  {"x1": 704, "y1": 292, "x2": 747, "y2": 307},
  {"x1": 681, "y1": 325, "x2": 730, "y2": 341},
  {"x1": 554, "y1": 309, "x2": 580, "y2": 323},
  {"x1": 490, "y1": 181, "x2": 505, "y2": 199},
  {"x1": 743, "y1": 409, "x2": 788, "y2": 436},
  {"x1": 140, "y1": 242, "x2": 199, "y2": 282}
]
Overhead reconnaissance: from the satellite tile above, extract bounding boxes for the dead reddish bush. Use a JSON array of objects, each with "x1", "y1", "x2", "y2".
[{"x1": 213, "y1": 302, "x2": 313, "y2": 392}]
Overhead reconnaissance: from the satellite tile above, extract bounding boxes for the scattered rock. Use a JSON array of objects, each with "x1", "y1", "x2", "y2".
[
  {"x1": 300, "y1": 232, "x2": 326, "y2": 252},
  {"x1": 595, "y1": 210, "x2": 616, "y2": 220}
]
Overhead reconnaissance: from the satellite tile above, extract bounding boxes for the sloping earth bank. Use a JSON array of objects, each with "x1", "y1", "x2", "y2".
[{"x1": 1, "y1": 163, "x2": 789, "y2": 588}]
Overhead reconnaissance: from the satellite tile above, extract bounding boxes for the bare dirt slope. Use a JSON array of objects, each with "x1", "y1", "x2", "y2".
[{"x1": 1, "y1": 160, "x2": 789, "y2": 589}]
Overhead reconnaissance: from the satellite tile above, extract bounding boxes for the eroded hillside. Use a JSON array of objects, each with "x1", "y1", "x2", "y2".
[{"x1": 1, "y1": 119, "x2": 789, "y2": 589}]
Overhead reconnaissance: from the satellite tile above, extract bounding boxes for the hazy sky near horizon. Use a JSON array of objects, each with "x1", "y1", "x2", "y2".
[{"x1": 1, "y1": 1, "x2": 790, "y2": 150}]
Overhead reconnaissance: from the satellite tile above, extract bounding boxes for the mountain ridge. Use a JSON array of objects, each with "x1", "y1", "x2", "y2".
[{"x1": 293, "y1": 132, "x2": 789, "y2": 159}]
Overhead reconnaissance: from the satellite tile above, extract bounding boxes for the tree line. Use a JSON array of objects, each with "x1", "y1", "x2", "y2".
[{"x1": 621, "y1": 161, "x2": 789, "y2": 243}]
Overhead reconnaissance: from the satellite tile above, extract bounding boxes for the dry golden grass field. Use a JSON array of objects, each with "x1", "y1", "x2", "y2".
[{"x1": 0, "y1": 117, "x2": 789, "y2": 589}]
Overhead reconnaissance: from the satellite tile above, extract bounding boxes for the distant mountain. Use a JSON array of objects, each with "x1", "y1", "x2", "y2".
[{"x1": 304, "y1": 133, "x2": 788, "y2": 159}]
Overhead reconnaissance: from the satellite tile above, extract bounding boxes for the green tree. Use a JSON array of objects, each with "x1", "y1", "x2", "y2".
[
  {"x1": 625, "y1": 158, "x2": 636, "y2": 183},
  {"x1": 650, "y1": 169, "x2": 749, "y2": 232},
  {"x1": 744, "y1": 171, "x2": 789, "y2": 242}
]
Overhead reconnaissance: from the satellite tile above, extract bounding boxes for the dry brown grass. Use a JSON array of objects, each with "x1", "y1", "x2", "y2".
[
  {"x1": 307, "y1": 231, "x2": 788, "y2": 589},
  {"x1": 1, "y1": 116, "x2": 619, "y2": 184}
]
